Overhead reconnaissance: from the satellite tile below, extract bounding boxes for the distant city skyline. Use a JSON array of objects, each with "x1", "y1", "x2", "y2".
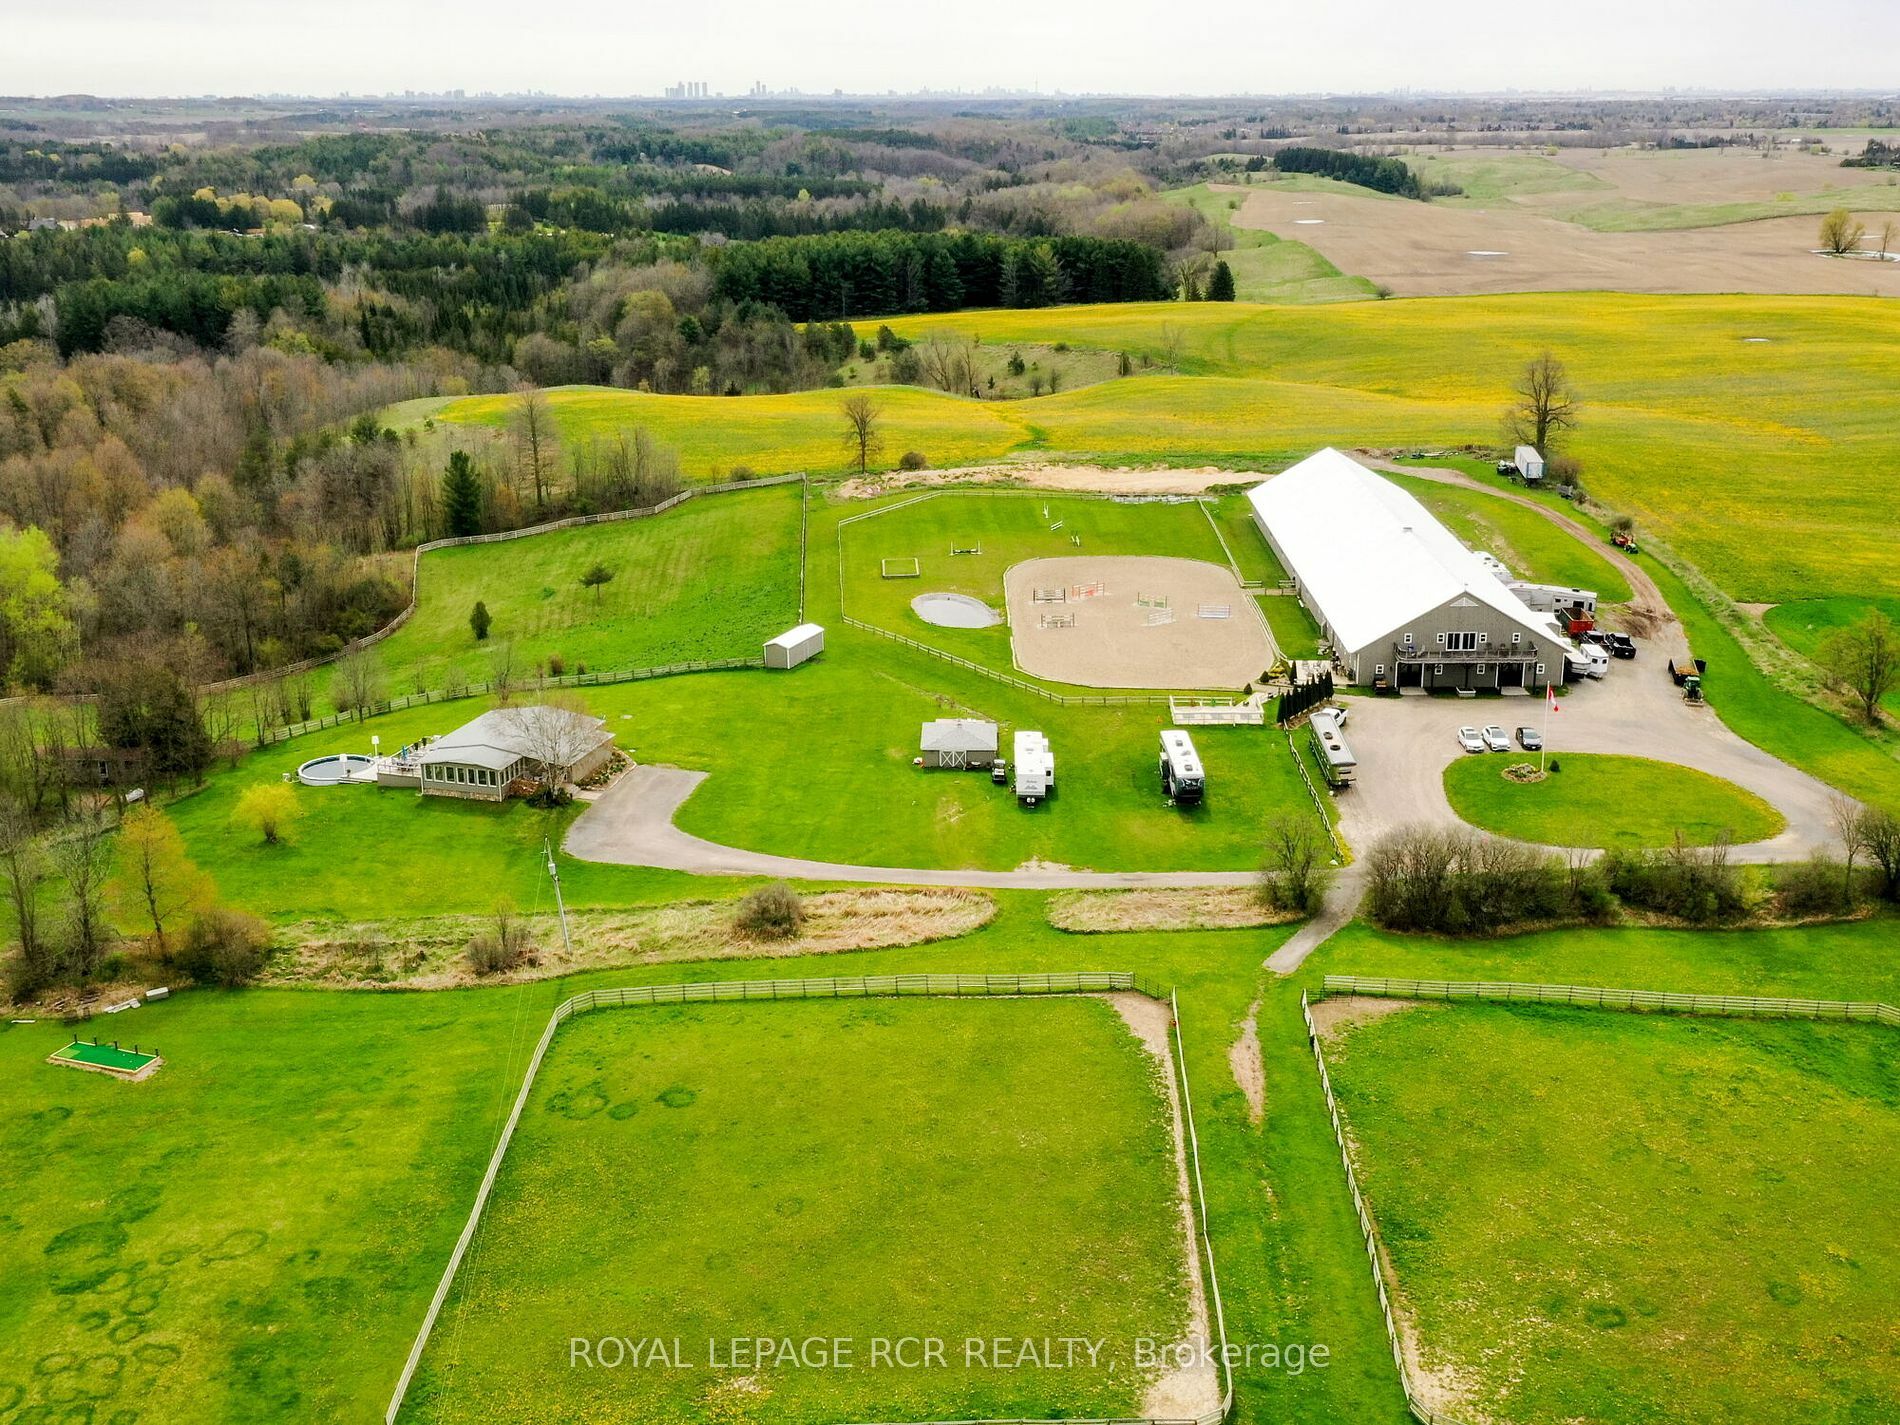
[{"x1": 8, "y1": 0, "x2": 1899, "y2": 99}]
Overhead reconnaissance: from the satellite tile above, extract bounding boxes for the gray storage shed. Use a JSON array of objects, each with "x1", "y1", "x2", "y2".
[
  {"x1": 919, "y1": 719, "x2": 999, "y2": 769},
  {"x1": 765, "y1": 623, "x2": 825, "y2": 669}
]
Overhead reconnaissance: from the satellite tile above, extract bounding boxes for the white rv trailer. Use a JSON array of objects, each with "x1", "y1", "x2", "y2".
[
  {"x1": 1307, "y1": 708, "x2": 1358, "y2": 788},
  {"x1": 1158, "y1": 729, "x2": 1205, "y2": 805},
  {"x1": 1013, "y1": 730, "x2": 1055, "y2": 805}
]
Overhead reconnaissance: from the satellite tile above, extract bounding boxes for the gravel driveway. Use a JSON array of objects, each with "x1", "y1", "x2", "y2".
[
  {"x1": 564, "y1": 766, "x2": 1259, "y2": 889},
  {"x1": 1333, "y1": 642, "x2": 1844, "y2": 863}
]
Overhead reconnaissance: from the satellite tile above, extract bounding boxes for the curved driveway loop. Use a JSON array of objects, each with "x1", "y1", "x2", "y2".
[{"x1": 565, "y1": 766, "x2": 1258, "y2": 890}]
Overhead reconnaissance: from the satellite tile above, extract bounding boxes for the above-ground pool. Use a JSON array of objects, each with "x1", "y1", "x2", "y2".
[
  {"x1": 297, "y1": 753, "x2": 376, "y2": 786},
  {"x1": 912, "y1": 592, "x2": 1001, "y2": 629}
]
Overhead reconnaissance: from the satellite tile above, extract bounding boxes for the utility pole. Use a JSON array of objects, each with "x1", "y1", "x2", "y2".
[{"x1": 544, "y1": 837, "x2": 572, "y2": 956}]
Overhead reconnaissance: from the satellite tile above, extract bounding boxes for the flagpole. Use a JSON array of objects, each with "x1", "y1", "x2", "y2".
[{"x1": 1541, "y1": 681, "x2": 1550, "y2": 775}]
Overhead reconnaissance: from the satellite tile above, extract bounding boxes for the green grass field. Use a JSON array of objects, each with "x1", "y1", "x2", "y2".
[
  {"x1": 411, "y1": 295, "x2": 1900, "y2": 617},
  {"x1": 172, "y1": 653, "x2": 1312, "y2": 920},
  {"x1": 7, "y1": 880, "x2": 1898, "y2": 1425},
  {"x1": 373, "y1": 482, "x2": 803, "y2": 690},
  {"x1": 1322, "y1": 1003, "x2": 1899, "y2": 1425},
  {"x1": 160, "y1": 484, "x2": 1322, "y2": 919},
  {"x1": 1441, "y1": 752, "x2": 1785, "y2": 850},
  {"x1": 401, "y1": 995, "x2": 1189, "y2": 1423},
  {"x1": 1763, "y1": 595, "x2": 1900, "y2": 717}
]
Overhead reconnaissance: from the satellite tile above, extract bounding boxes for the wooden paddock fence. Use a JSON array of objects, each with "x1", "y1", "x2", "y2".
[
  {"x1": 1319, "y1": 976, "x2": 1900, "y2": 1027},
  {"x1": 1300, "y1": 991, "x2": 1450, "y2": 1425},
  {"x1": 206, "y1": 472, "x2": 804, "y2": 697},
  {"x1": 255, "y1": 655, "x2": 762, "y2": 746},
  {"x1": 386, "y1": 972, "x2": 1234, "y2": 1425}
]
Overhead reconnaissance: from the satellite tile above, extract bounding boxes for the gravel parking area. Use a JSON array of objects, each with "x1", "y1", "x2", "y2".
[{"x1": 1332, "y1": 639, "x2": 1844, "y2": 863}]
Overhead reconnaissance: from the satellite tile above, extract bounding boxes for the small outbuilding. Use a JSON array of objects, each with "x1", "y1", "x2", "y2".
[
  {"x1": 919, "y1": 719, "x2": 998, "y2": 769},
  {"x1": 765, "y1": 623, "x2": 825, "y2": 669},
  {"x1": 1514, "y1": 445, "x2": 1546, "y2": 483}
]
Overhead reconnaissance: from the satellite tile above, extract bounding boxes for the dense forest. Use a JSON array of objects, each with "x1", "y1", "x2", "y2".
[{"x1": 1269, "y1": 146, "x2": 1456, "y2": 199}]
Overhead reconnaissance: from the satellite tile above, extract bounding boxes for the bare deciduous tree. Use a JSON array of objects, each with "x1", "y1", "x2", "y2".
[
  {"x1": 0, "y1": 801, "x2": 47, "y2": 987},
  {"x1": 1157, "y1": 323, "x2": 1186, "y2": 372},
  {"x1": 1861, "y1": 808, "x2": 1900, "y2": 902},
  {"x1": 1830, "y1": 795, "x2": 1871, "y2": 908},
  {"x1": 916, "y1": 335, "x2": 979, "y2": 396},
  {"x1": 839, "y1": 394, "x2": 885, "y2": 476},
  {"x1": 1505, "y1": 351, "x2": 1581, "y2": 453},
  {"x1": 331, "y1": 647, "x2": 386, "y2": 722},
  {"x1": 510, "y1": 386, "x2": 560, "y2": 511},
  {"x1": 51, "y1": 809, "x2": 114, "y2": 983},
  {"x1": 1259, "y1": 814, "x2": 1328, "y2": 914},
  {"x1": 488, "y1": 639, "x2": 517, "y2": 704},
  {"x1": 501, "y1": 696, "x2": 603, "y2": 793}
]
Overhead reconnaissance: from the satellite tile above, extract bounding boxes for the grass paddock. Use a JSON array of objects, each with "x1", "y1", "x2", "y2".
[
  {"x1": 1442, "y1": 752, "x2": 1785, "y2": 849},
  {"x1": 1322, "y1": 1001, "x2": 1900, "y2": 1425},
  {"x1": 400, "y1": 995, "x2": 1192, "y2": 1423}
]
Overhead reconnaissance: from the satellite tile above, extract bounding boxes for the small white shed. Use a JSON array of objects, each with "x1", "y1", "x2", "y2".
[
  {"x1": 1514, "y1": 445, "x2": 1546, "y2": 483},
  {"x1": 764, "y1": 623, "x2": 825, "y2": 670}
]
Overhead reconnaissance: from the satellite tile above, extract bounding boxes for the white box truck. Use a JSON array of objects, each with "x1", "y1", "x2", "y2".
[
  {"x1": 1013, "y1": 730, "x2": 1054, "y2": 805},
  {"x1": 1159, "y1": 730, "x2": 1205, "y2": 805}
]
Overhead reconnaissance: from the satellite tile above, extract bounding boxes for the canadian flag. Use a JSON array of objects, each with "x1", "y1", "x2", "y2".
[{"x1": 1546, "y1": 684, "x2": 1561, "y2": 714}]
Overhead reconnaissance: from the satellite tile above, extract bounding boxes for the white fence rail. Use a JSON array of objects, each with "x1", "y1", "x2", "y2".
[{"x1": 1320, "y1": 976, "x2": 1900, "y2": 1026}]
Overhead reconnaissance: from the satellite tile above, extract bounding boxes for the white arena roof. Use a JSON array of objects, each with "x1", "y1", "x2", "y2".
[{"x1": 1246, "y1": 449, "x2": 1573, "y2": 657}]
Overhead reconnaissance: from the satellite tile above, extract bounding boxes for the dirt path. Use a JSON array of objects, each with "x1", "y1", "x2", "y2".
[
  {"x1": 1229, "y1": 1003, "x2": 1265, "y2": 1125},
  {"x1": 1265, "y1": 870, "x2": 1367, "y2": 975},
  {"x1": 1106, "y1": 993, "x2": 1222, "y2": 1422},
  {"x1": 835, "y1": 461, "x2": 1251, "y2": 500},
  {"x1": 564, "y1": 766, "x2": 1260, "y2": 889}
]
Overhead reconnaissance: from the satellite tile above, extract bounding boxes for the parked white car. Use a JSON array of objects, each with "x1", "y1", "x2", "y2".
[
  {"x1": 1481, "y1": 724, "x2": 1511, "y2": 753},
  {"x1": 1456, "y1": 726, "x2": 1486, "y2": 754}
]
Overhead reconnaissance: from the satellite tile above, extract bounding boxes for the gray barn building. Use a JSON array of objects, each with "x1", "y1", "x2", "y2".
[
  {"x1": 919, "y1": 719, "x2": 998, "y2": 769},
  {"x1": 1247, "y1": 450, "x2": 1578, "y2": 692}
]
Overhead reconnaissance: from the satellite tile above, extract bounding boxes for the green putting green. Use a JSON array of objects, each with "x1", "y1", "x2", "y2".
[{"x1": 51, "y1": 1039, "x2": 158, "y2": 1075}]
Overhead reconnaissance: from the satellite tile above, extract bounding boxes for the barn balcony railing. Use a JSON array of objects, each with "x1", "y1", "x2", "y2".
[{"x1": 1391, "y1": 643, "x2": 1544, "y2": 663}]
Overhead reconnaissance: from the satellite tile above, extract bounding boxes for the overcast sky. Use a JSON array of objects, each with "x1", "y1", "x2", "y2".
[{"x1": 8, "y1": 0, "x2": 1899, "y2": 98}]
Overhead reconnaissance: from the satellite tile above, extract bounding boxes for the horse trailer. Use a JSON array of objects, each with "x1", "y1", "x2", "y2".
[
  {"x1": 1159, "y1": 729, "x2": 1205, "y2": 805},
  {"x1": 1308, "y1": 708, "x2": 1357, "y2": 788}
]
